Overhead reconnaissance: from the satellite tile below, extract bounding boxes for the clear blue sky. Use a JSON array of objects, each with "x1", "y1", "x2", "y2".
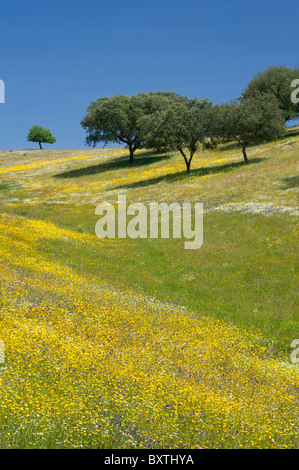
[{"x1": 0, "y1": 0, "x2": 298, "y2": 150}]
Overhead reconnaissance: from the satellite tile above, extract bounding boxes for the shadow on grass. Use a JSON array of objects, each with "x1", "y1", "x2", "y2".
[
  {"x1": 54, "y1": 151, "x2": 172, "y2": 179},
  {"x1": 281, "y1": 175, "x2": 299, "y2": 190},
  {"x1": 114, "y1": 157, "x2": 265, "y2": 190}
]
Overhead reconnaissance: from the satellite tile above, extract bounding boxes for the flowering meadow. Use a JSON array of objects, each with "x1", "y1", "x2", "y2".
[{"x1": 0, "y1": 131, "x2": 298, "y2": 448}]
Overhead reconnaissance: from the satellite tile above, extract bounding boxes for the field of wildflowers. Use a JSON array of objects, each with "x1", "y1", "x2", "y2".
[{"x1": 0, "y1": 130, "x2": 298, "y2": 448}]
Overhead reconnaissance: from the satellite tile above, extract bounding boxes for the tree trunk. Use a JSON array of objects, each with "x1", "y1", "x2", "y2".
[
  {"x1": 242, "y1": 146, "x2": 249, "y2": 164},
  {"x1": 129, "y1": 145, "x2": 134, "y2": 163},
  {"x1": 39, "y1": 142, "x2": 43, "y2": 150},
  {"x1": 178, "y1": 147, "x2": 192, "y2": 173},
  {"x1": 187, "y1": 150, "x2": 195, "y2": 173}
]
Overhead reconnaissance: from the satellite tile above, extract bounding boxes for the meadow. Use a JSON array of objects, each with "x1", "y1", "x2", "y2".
[{"x1": 0, "y1": 128, "x2": 298, "y2": 448}]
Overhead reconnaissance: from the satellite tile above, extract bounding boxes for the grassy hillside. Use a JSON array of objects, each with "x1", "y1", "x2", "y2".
[{"x1": 0, "y1": 128, "x2": 298, "y2": 448}]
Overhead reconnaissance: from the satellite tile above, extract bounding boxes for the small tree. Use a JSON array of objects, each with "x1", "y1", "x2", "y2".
[
  {"x1": 139, "y1": 96, "x2": 213, "y2": 172},
  {"x1": 242, "y1": 66, "x2": 299, "y2": 122},
  {"x1": 27, "y1": 125, "x2": 56, "y2": 149},
  {"x1": 203, "y1": 95, "x2": 285, "y2": 163}
]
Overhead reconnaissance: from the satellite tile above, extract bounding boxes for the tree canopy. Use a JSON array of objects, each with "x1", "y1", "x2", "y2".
[
  {"x1": 203, "y1": 95, "x2": 285, "y2": 163},
  {"x1": 27, "y1": 125, "x2": 56, "y2": 149},
  {"x1": 242, "y1": 66, "x2": 299, "y2": 122},
  {"x1": 80, "y1": 92, "x2": 189, "y2": 163},
  {"x1": 81, "y1": 94, "x2": 155, "y2": 162},
  {"x1": 139, "y1": 96, "x2": 213, "y2": 172}
]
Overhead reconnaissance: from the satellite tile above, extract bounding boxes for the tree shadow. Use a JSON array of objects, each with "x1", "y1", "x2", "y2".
[
  {"x1": 114, "y1": 157, "x2": 265, "y2": 190},
  {"x1": 281, "y1": 175, "x2": 299, "y2": 190},
  {"x1": 54, "y1": 151, "x2": 172, "y2": 179}
]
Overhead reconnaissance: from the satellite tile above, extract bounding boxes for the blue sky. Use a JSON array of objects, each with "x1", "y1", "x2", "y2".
[{"x1": 0, "y1": 0, "x2": 298, "y2": 150}]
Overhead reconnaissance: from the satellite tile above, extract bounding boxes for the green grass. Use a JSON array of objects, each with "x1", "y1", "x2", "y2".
[{"x1": 9, "y1": 204, "x2": 296, "y2": 355}]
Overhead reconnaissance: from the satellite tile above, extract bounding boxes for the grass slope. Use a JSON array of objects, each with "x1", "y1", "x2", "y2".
[{"x1": 0, "y1": 129, "x2": 298, "y2": 448}]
